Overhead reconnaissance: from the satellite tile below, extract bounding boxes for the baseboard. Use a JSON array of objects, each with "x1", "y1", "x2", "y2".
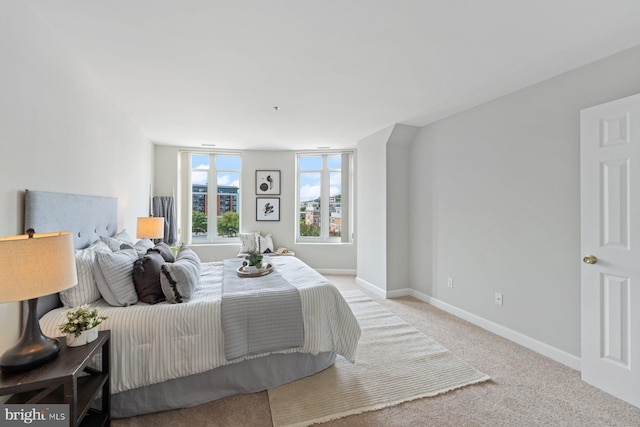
[
  {"x1": 351, "y1": 279, "x2": 580, "y2": 370},
  {"x1": 355, "y1": 277, "x2": 386, "y2": 298},
  {"x1": 317, "y1": 268, "x2": 357, "y2": 275},
  {"x1": 403, "y1": 289, "x2": 581, "y2": 371},
  {"x1": 385, "y1": 288, "x2": 412, "y2": 298}
]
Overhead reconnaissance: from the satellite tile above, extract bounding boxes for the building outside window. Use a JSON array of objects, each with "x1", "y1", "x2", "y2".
[
  {"x1": 297, "y1": 152, "x2": 352, "y2": 243},
  {"x1": 189, "y1": 153, "x2": 241, "y2": 243}
]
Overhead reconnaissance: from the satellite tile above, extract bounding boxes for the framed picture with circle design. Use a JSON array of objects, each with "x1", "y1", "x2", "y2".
[{"x1": 256, "y1": 170, "x2": 280, "y2": 195}]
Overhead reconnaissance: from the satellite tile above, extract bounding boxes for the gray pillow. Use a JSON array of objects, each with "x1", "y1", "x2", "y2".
[
  {"x1": 160, "y1": 246, "x2": 201, "y2": 303},
  {"x1": 152, "y1": 242, "x2": 175, "y2": 263},
  {"x1": 133, "y1": 250, "x2": 166, "y2": 304},
  {"x1": 94, "y1": 248, "x2": 139, "y2": 306}
]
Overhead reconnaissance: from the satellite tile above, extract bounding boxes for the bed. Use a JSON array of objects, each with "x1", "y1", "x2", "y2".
[{"x1": 25, "y1": 190, "x2": 361, "y2": 418}]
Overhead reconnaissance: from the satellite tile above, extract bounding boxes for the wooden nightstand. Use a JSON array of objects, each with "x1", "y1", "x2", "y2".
[{"x1": 0, "y1": 330, "x2": 111, "y2": 427}]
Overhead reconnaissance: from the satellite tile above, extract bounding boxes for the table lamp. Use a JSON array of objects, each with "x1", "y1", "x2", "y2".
[
  {"x1": 0, "y1": 230, "x2": 77, "y2": 372},
  {"x1": 137, "y1": 216, "x2": 165, "y2": 239}
]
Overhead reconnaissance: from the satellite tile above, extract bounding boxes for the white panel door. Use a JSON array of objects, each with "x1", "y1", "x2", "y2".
[{"x1": 580, "y1": 93, "x2": 640, "y2": 408}]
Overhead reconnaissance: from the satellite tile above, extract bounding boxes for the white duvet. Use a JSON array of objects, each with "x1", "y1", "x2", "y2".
[{"x1": 40, "y1": 257, "x2": 361, "y2": 394}]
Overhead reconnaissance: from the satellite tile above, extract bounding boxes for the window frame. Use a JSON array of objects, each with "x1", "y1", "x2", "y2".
[
  {"x1": 296, "y1": 151, "x2": 352, "y2": 243},
  {"x1": 184, "y1": 151, "x2": 242, "y2": 245}
]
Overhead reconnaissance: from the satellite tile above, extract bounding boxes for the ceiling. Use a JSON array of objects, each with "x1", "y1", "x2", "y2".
[{"x1": 26, "y1": 0, "x2": 640, "y2": 150}]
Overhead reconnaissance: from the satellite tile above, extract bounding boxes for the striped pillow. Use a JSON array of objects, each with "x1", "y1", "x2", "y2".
[
  {"x1": 160, "y1": 246, "x2": 201, "y2": 304},
  {"x1": 94, "y1": 248, "x2": 139, "y2": 306},
  {"x1": 59, "y1": 240, "x2": 111, "y2": 308}
]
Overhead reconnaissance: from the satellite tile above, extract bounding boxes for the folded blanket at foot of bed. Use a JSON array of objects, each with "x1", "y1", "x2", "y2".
[{"x1": 221, "y1": 258, "x2": 304, "y2": 359}]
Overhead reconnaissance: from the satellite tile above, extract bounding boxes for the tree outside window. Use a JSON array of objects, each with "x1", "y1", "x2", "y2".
[{"x1": 190, "y1": 153, "x2": 241, "y2": 243}]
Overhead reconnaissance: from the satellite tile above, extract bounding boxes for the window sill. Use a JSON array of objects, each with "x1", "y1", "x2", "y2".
[
  {"x1": 189, "y1": 241, "x2": 240, "y2": 247},
  {"x1": 295, "y1": 241, "x2": 353, "y2": 245}
]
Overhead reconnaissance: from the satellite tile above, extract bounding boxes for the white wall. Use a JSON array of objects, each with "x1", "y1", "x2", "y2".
[
  {"x1": 0, "y1": 1, "x2": 152, "y2": 357},
  {"x1": 357, "y1": 124, "x2": 418, "y2": 294},
  {"x1": 154, "y1": 146, "x2": 357, "y2": 271},
  {"x1": 408, "y1": 129, "x2": 434, "y2": 298},
  {"x1": 410, "y1": 45, "x2": 640, "y2": 357},
  {"x1": 386, "y1": 125, "x2": 419, "y2": 292},
  {"x1": 356, "y1": 126, "x2": 393, "y2": 291}
]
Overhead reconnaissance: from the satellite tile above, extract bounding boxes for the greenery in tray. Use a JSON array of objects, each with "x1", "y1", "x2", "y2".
[
  {"x1": 242, "y1": 251, "x2": 264, "y2": 270},
  {"x1": 58, "y1": 305, "x2": 108, "y2": 337}
]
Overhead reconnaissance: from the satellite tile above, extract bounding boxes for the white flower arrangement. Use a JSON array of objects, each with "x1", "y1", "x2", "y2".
[{"x1": 58, "y1": 304, "x2": 108, "y2": 337}]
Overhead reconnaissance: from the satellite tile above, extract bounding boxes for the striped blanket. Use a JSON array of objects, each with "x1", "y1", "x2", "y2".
[
  {"x1": 39, "y1": 257, "x2": 361, "y2": 395},
  {"x1": 221, "y1": 258, "x2": 304, "y2": 359}
]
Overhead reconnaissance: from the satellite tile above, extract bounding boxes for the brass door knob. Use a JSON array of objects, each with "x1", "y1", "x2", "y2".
[{"x1": 583, "y1": 255, "x2": 598, "y2": 264}]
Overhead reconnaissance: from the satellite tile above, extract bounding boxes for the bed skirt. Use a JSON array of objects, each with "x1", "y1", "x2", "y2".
[{"x1": 110, "y1": 351, "x2": 337, "y2": 418}]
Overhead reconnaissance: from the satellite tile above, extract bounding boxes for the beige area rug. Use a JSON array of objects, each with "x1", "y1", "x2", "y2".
[{"x1": 268, "y1": 291, "x2": 490, "y2": 427}]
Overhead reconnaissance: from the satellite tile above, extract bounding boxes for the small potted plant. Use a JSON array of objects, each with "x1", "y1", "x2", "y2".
[
  {"x1": 58, "y1": 304, "x2": 108, "y2": 347},
  {"x1": 242, "y1": 251, "x2": 264, "y2": 272}
]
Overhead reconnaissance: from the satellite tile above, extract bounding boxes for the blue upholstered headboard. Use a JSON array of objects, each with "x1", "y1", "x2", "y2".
[{"x1": 24, "y1": 190, "x2": 118, "y2": 318}]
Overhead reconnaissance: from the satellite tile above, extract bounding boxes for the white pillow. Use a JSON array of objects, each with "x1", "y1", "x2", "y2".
[
  {"x1": 115, "y1": 229, "x2": 134, "y2": 243},
  {"x1": 94, "y1": 248, "x2": 139, "y2": 307},
  {"x1": 100, "y1": 229, "x2": 134, "y2": 251},
  {"x1": 255, "y1": 233, "x2": 274, "y2": 253},
  {"x1": 116, "y1": 238, "x2": 155, "y2": 257},
  {"x1": 239, "y1": 232, "x2": 258, "y2": 253},
  {"x1": 132, "y1": 238, "x2": 155, "y2": 256},
  {"x1": 59, "y1": 240, "x2": 111, "y2": 308}
]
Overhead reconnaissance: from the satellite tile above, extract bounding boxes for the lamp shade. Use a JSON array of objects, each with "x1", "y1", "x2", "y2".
[
  {"x1": 0, "y1": 231, "x2": 77, "y2": 303},
  {"x1": 137, "y1": 217, "x2": 165, "y2": 239}
]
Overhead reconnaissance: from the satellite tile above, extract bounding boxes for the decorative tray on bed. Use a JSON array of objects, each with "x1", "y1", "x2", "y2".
[{"x1": 236, "y1": 263, "x2": 274, "y2": 278}]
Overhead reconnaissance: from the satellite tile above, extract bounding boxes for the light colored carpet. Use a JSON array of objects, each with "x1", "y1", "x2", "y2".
[{"x1": 267, "y1": 290, "x2": 490, "y2": 427}]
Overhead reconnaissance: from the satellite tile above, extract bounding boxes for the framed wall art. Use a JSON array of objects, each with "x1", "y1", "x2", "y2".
[
  {"x1": 256, "y1": 170, "x2": 280, "y2": 195},
  {"x1": 256, "y1": 197, "x2": 280, "y2": 221}
]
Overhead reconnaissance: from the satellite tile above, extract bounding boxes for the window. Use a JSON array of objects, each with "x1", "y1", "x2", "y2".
[
  {"x1": 188, "y1": 153, "x2": 241, "y2": 244},
  {"x1": 297, "y1": 152, "x2": 352, "y2": 242}
]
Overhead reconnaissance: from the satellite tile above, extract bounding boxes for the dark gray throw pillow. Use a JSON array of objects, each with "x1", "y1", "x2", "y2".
[
  {"x1": 160, "y1": 245, "x2": 201, "y2": 303},
  {"x1": 133, "y1": 251, "x2": 166, "y2": 304},
  {"x1": 153, "y1": 242, "x2": 175, "y2": 263}
]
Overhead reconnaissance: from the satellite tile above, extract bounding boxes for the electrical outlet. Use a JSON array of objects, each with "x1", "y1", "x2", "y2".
[
  {"x1": 447, "y1": 277, "x2": 454, "y2": 288},
  {"x1": 494, "y1": 292, "x2": 503, "y2": 306}
]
